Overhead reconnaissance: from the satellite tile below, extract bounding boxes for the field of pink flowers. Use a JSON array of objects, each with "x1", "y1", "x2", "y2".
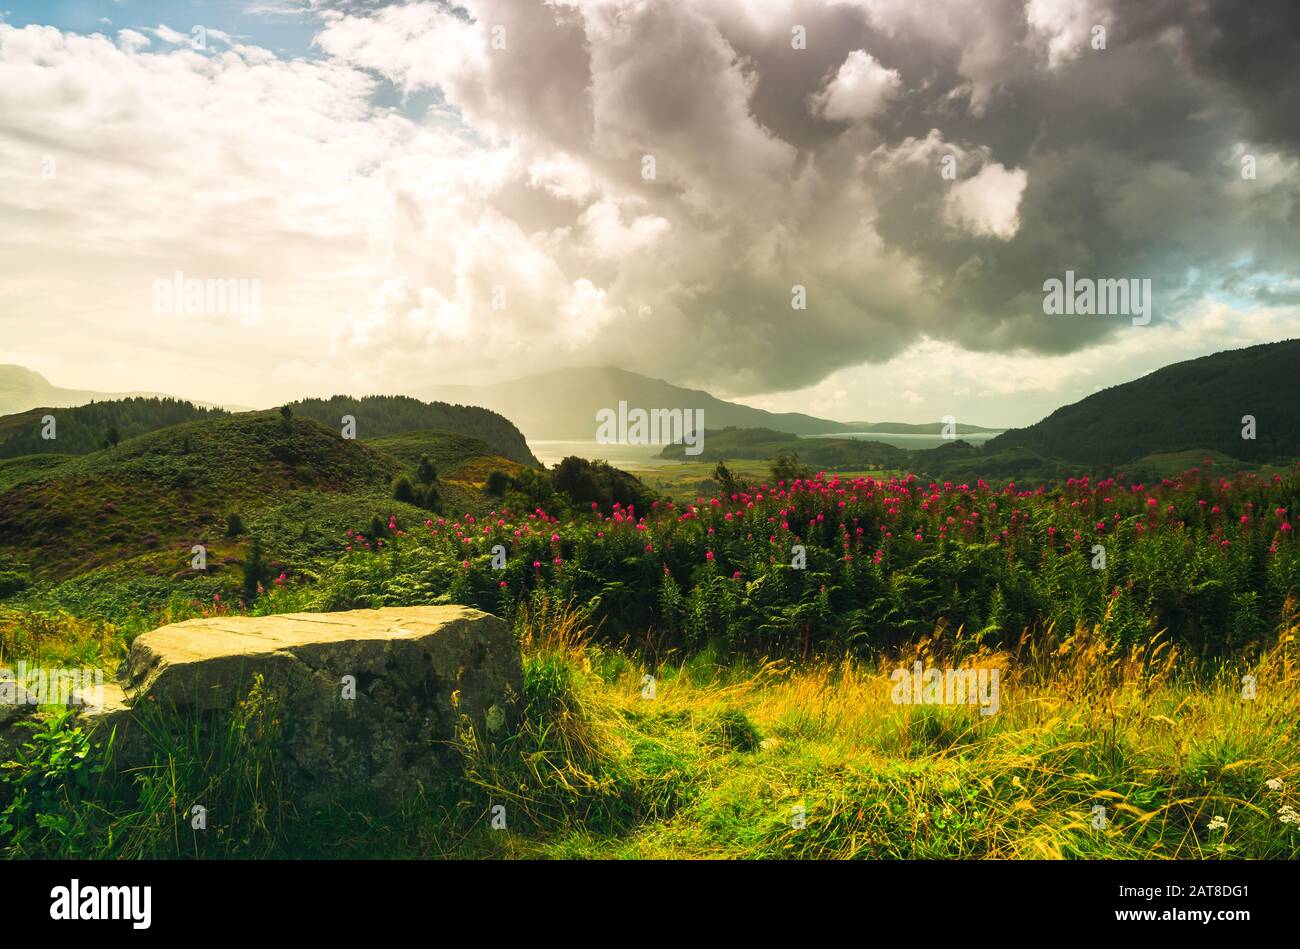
[{"x1": 318, "y1": 460, "x2": 1300, "y2": 659}]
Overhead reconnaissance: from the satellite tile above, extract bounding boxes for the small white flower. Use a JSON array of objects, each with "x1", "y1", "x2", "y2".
[
  {"x1": 1265, "y1": 778, "x2": 1284, "y2": 792},
  {"x1": 1279, "y1": 805, "x2": 1299, "y2": 826},
  {"x1": 1207, "y1": 815, "x2": 1228, "y2": 832}
]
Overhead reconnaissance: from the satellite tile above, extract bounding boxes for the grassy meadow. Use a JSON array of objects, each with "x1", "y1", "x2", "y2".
[
  {"x1": 625, "y1": 460, "x2": 896, "y2": 502},
  {"x1": 3, "y1": 407, "x2": 1300, "y2": 859}
]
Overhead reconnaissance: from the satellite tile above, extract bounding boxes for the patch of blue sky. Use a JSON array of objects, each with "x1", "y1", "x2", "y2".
[
  {"x1": 2, "y1": 0, "x2": 324, "y2": 60},
  {"x1": 1, "y1": 0, "x2": 464, "y2": 124}
]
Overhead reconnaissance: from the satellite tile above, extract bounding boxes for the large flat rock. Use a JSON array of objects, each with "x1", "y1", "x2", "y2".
[
  {"x1": 92, "y1": 605, "x2": 521, "y2": 806},
  {"x1": 125, "y1": 605, "x2": 516, "y2": 714}
]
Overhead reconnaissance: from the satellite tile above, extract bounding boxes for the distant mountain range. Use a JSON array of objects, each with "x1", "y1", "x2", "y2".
[
  {"x1": 421, "y1": 367, "x2": 849, "y2": 439},
  {"x1": 658, "y1": 341, "x2": 1300, "y2": 481},
  {"x1": 0, "y1": 364, "x2": 170, "y2": 416},
  {"x1": 6, "y1": 339, "x2": 1293, "y2": 619},
  {"x1": 7, "y1": 340, "x2": 1297, "y2": 477},
  {"x1": 422, "y1": 366, "x2": 999, "y2": 440},
  {"x1": 839, "y1": 421, "x2": 1002, "y2": 435},
  {"x1": 0, "y1": 365, "x2": 238, "y2": 415},
  {"x1": 1, "y1": 364, "x2": 1001, "y2": 443}
]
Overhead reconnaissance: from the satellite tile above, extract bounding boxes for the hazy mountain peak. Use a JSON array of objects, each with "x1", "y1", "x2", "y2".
[
  {"x1": 422, "y1": 366, "x2": 853, "y2": 440},
  {"x1": 0, "y1": 364, "x2": 217, "y2": 416}
]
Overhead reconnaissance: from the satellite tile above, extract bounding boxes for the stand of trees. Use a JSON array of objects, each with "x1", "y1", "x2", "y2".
[{"x1": 0, "y1": 398, "x2": 226, "y2": 458}]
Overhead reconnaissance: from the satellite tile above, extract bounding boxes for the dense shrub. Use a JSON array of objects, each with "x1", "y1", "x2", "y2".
[
  {"x1": 419, "y1": 483, "x2": 441, "y2": 512},
  {"x1": 551, "y1": 456, "x2": 655, "y2": 512},
  {"x1": 393, "y1": 475, "x2": 417, "y2": 505},
  {"x1": 485, "y1": 470, "x2": 510, "y2": 497},
  {"x1": 0, "y1": 570, "x2": 28, "y2": 597},
  {"x1": 242, "y1": 538, "x2": 269, "y2": 605}
]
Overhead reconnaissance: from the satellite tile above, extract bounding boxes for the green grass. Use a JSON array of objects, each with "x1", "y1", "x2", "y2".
[
  {"x1": 448, "y1": 613, "x2": 1300, "y2": 860},
  {"x1": 625, "y1": 461, "x2": 892, "y2": 502},
  {"x1": 0, "y1": 454, "x2": 72, "y2": 492},
  {"x1": 1126, "y1": 449, "x2": 1270, "y2": 480},
  {"x1": 0, "y1": 678, "x2": 291, "y2": 859},
  {"x1": 3, "y1": 599, "x2": 1297, "y2": 860}
]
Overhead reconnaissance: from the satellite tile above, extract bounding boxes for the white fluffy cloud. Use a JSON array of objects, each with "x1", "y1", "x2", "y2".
[
  {"x1": 944, "y1": 162, "x2": 1028, "y2": 239},
  {"x1": 579, "y1": 201, "x2": 671, "y2": 259},
  {"x1": 810, "y1": 49, "x2": 901, "y2": 123},
  {"x1": 1026, "y1": 0, "x2": 1111, "y2": 69}
]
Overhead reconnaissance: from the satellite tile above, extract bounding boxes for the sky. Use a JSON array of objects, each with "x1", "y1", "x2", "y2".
[{"x1": 0, "y1": 0, "x2": 1297, "y2": 427}]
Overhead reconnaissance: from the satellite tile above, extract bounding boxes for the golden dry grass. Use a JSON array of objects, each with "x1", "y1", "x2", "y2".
[{"x1": 454, "y1": 598, "x2": 1300, "y2": 859}]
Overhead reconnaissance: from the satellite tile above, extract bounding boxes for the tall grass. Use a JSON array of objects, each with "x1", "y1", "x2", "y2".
[
  {"x1": 447, "y1": 598, "x2": 1300, "y2": 859},
  {"x1": 1, "y1": 675, "x2": 290, "y2": 858},
  {"x1": 2, "y1": 598, "x2": 1296, "y2": 859}
]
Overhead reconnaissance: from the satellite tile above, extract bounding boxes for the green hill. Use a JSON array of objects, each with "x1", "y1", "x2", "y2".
[
  {"x1": 367, "y1": 430, "x2": 514, "y2": 477},
  {"x1": 0, "y1": 412, "x2": 403, "y2": 581},
  {"x1": 1122, "y1": 449, "x2": 1261, "y2": 482},
  {"x1": 986, "y1": 340, "x2": 1300, "y2": 466},
  {"x1": 839, "y1": 421, "x2": 1002, "y2": 434},
  {"x1": 653, "y1": 426, "x2": 1083, "y2": 484},
  {"x1": 0, "y1": 397, "x2": 227, "y2": 458},
  {"x1": 288, "y1": 395, "x2": 540, "y2": 467},
  {"x1": 367, "y1": 429, "x2": 530, "y2": 514},
  {"x1": 0, "y1": 414, "x2": 554, "y2": 622}
]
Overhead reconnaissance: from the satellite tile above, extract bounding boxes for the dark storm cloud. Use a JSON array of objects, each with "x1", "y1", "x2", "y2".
[
  {"x1": 1121, "y1": 0, "x2": 1300, "y2": 148},
  {"x1": 317, "y1": 0, "x2": 1300, "y2": 395}
]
